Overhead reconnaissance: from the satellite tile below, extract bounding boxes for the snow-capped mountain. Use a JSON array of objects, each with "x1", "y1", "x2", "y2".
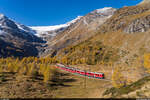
[
  {"x1": 30, "y1": 16, "x2": 82, "y2": 38},
  {"x1": 0, "y1": 14, "x2": 40, "y2": 41},
  {"x1": 41, "y1": 7, "x2": 117, "y2": 57},
  {"x1": 16, "y1": 23, "x2": 36, "y2": 35},
  {"x1": 0, "y1": 13, "x2": 44, "y2": 57},
  {"x1": 0, "y1": 7, "x2": 117, "y2": 57}
]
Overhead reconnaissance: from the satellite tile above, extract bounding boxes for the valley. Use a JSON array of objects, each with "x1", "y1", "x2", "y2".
[{"x1": 1, "y1": 0, "x2": 150, "y2": 98}]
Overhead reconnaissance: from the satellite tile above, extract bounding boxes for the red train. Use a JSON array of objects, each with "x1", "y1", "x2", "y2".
[{"x1": 56, "y1": 64, "x2": 104, "y2": 79}]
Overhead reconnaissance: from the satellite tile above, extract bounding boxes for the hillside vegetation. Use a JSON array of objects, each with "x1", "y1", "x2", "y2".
[
  {"x1": 56, "y1": 40, "x2": 121, "y2": 65},
  {"x1": 103, "y1": 76, "x2": 150, "y2": 98},
  {"x1": 55, "y1": 4, "x2": 150, "y2": 66}
]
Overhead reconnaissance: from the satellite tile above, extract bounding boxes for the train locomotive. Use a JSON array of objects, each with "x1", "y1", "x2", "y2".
[{"x1": 56, "y1": 64, "x2": 104, "y2": 79}]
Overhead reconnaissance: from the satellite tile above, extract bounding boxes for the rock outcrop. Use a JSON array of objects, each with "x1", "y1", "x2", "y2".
[
  {"x1": 41, "y1": 7, "x2": 117, "y2": 57},
  {"x1": 0, "y1": 14, "x2": 45, "y2": 57},
  {"x1": 124, "y1": 15, "x2": 150, "y2": 33}
]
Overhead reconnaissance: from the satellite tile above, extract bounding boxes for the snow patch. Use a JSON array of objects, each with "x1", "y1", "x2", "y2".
[
  {"x1": 0, "y1": 14, "x2": 5, "y2": 19},
  {"x1": 0, "y1": 30, "x2": 2, "y2": 35},
  {"x1": 96, "y1": 7, "x2": 113, "y2": 13},
  {"x1": 30, "y1": 16, "x2": 82, "y2": 37},
  {"x1": 16, "y1": 23, "x2": 36, "y2": 34},
  {"x1": 30, "y1": 24, "x2": 69, "y2": 32},
  {"x1": 30, "y1": 16, "x2": 82, "y2": 32},
  {"x1": 0, "y1": 29, "x2": 6, "y2": 35}
]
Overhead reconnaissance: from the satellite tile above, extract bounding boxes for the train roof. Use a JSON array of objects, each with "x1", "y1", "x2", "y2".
[
  {"x1": 94, "y1": 72, "x2": 104, "y2": 74},
  {"x1": 56, "y1": 64, "x2": 104, "y2": 74}
]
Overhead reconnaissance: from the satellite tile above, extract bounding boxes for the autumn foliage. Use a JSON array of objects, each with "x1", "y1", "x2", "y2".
[
  {"x1": 144, "y1": 53, "x2": 150, "y2": 73},
  {"x1": 112, "y1": 67, "x2": 127, "y2": 88},
  {"x1": 0, "y1": 57, "x2": 59, "y2": 83}
]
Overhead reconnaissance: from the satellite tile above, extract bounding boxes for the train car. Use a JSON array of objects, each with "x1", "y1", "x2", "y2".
[
  {"x1": 64, "y1": 67, "x2": 69, "y2": 71},
  {"x1": 101, "y1": 73, "x2": 104, "y2": 79},
  {"x1": 64, "y1": 67, "x2": 68, "y2": 71},
  {"x1": 80, "y1": 71, "x2": 86, "y2": 76},
  {"x1": 67, "y1": 67, "x2": 71, "y2": 72},
  {"x1": 56, "y1": 64, "x2": 105, "y2": 79},
  {"x1": 59, "y1": 66, "x2": 63, "y2": 69},
  {"x1": 76, "y1": 70, "x2": 81, "y2": 74},
  {"x1": 89, "y1": 72, "x2": 95, "y2": 77},
  {"x1": 56, "y1": 66, "x2": 61, "y2": 69},
  {"x1": 85, "y1": 72, "x2": 90, "y2": 76},
  {"x1": 85, "y1": 72, "x2": 95, "y2": 77},
  {"x1": 62, "y1": 67, "x2": 66, "y2": 70},
  {"x1": 70, "y1": 68, "x2": 76, "y2": 73},
  {"x1": 94, "y1": 72, "x2": 104, "y2": 79},
  {"x1": 67, "y1": 67, "x2": 74, "y2": 72},
  {"x1": 74, "y1": 68, "x2": 79, "y2": 74}
]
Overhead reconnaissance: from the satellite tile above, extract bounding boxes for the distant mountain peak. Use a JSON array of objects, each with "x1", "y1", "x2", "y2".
[
  {"x1": 66, "y1": 16, "x2": 82, "y2": 25},
  {"x1": 0, "y1": 14, "x2": 5, "y2": 18},
  {"x1": 90, "y1": 7, "x2": 117, "y2": 16},
  {"x1": 0, "y1": 14, "x2": 8, "y2": 21}
]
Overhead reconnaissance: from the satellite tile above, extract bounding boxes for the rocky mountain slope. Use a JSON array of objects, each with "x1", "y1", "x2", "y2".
[
  {"x1": 41, "y1": 7, "x2": 117, "y2": 57},
  {"x1": 0, "y1": 14, "x2": 45, "y2": 57},
  {"x1": 54, "y1": 1, "x2": 150, "y2": 65}
]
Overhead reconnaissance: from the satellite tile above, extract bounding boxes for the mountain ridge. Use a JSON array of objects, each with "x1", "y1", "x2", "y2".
[
  {"x1": 0, "y1": 14, "x2": 45, "y2": 57},
  {"x1": 55, "y1": 4, "x2": 150, "y2": 65},
  {"x1": 41, "y1": 7, "x2": 117, "y2": 57}
]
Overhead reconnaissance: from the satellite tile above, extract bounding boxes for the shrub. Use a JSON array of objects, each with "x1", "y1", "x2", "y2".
[
  {"x1": 43, "y1": 66, "x2": 51, "y2": 83},
  {"x1": 27, "y1": 63, "x2": 39, "y2": 78},
  {"x1": 112, "y1": 67, "x2": 127, "y2": 88},
  {"x1": 144, "y1": 53, "x2": 150, "y2": 73}
]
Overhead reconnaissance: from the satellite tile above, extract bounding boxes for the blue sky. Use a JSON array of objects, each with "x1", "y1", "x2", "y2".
[{"x1": 0, "y1": 0, "x2": 142, "y2": 26}]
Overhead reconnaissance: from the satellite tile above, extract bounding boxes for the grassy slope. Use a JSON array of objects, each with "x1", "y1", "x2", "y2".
[{"x1": 103, "y1": 75, "x2": 150, "y2": 98}]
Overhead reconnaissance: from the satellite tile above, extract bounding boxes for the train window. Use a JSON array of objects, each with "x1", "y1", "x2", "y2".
[
  {"x1": 81, "y1": 71, "x2": 85, "y2": 75},
  {"x1": 66, "y1": 68, "x2": 69, "y2": 71},
  {"x1": 64, "y1": 68, "x2": 66, "y2": 70},
  {"x1": 100, "y1": 74, "x2": 102, "y2": 77},
  {"x1": 85, "y1": 72, "x2": 88, "y2": 75},
  {"x1": 70, "y1": 69, "x2": 73, "y2": 72},
  {"x1": 72, "y1": 69, "x2": 75, "y2": 73},
  {"x1": 77, "y1": 71, "x2": 81, "y2": 74},
  {"x1": 69, "y1": 69, "x2": 72, "y2": 72},
  {"x1": 87, "y1": 72, "x2": 91, "y2": 75},
  {"x1": 67, "y1": 69, "x2": 70, "y2": 71},
  {"x1": 90, "y1": 73, "x2": 94, "y2": 76},
  {"x1": 95, "y1": 74, "x2": 99, "y2": 77}
]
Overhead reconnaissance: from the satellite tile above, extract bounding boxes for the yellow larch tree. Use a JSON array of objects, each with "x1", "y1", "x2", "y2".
[
  {"x1": 112, "y1": 67, "x2": 127, "y2": 88},
  {"x1": 144, "y1": 53, "x2": 150, "y2": 73}
]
